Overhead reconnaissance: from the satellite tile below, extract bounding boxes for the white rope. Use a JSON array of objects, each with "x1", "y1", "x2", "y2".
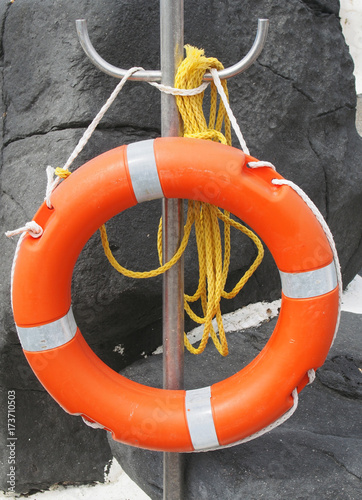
[
  {"x1": 307, "y1": 368, "x2": 316, "y2": 384},
  {"x1": 63, "y1": 67, "x2": 145, "y2": 172},
  {"x1": 5, "y1": 221, "x2": 43, "y2": 239},
  {"x1": 272, "y1": 178, "x2": 342, "y2": 342},
  {"x1": 45, "y1": 66, "x2": 144, "y2": 207},
  {"x1": 44, "y1": 69, "x2": 210, "y2": 208},
  {"x1": 82, "y1": 417, "x2": 105, "y2": 430},
  {"x1": 248, "y1": 160, "x2": 276, "y2": 170},
  {"x1": 233, "y1": 389, "x2": 299, "y2": 446},
  {"x1": 209, "y1": 68, "x2": 250, "y2": 155},
  {"x1": 209, "y1": 67, "x2": 276, "y2": 171},
  {"x1": 149, "y1": 80, "x2": 209, "y2": 96},
  {"x1": 6, "y1": 221, "x2": 43, "y2": 309},
  {"x1": 45, "y1": 166, "x2": 58, "y2": 207},
  {"x1": 43, "y1": 64, "x2": 273, "y2": 208}
]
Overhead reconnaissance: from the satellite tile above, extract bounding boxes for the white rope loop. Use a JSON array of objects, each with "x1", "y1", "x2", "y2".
[
  {"x1": 149, "y1": 80, "x2": 209, "y2": 96},
  {"x1": 6, "y1": 221, "x2": 44, "y2": 309},
  {"x1": 43, "y1": 64, "x2": 276, "y2": 210},
  {"x1": 5, "y1": 221, "x2": 43, "y2": 239}
]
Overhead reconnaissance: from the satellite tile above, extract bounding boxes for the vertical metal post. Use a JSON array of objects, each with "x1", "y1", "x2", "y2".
[{"x1": 160, "y1": 1, "x2": 184, "y2": 499}]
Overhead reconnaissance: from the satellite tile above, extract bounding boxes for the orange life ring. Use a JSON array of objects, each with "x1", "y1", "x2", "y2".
[{"x1": 12, "y1": 137, "x2": 339, "y2": 452}]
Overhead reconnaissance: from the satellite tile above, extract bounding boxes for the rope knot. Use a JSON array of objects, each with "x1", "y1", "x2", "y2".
[
  {"x1": 5, "y1": 221, "x2": 43, "y2": 239},
  {"x1": 55, "y1": 167, "x2": 71, "y2": 179},
  {"x1": 45, "y1": 166, "x2": 71, "y2": 209}
]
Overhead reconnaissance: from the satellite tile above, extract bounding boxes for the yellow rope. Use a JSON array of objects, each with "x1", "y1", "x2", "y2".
[
  {"x1": 100, "y1": 206, "x2": 195, "y2": 279},
  {"x1": 54, "y1": 45, "x2": 264, "y2": 357},
  {"x1": 163, "y1": 45, "x2": 263, "y2": 355},
  {"x1": 174, "y1": 46, "x2": 231, "y2": 145},
  {"x1": 55, "y1": 168, "x2": 71, "y2": 179}
]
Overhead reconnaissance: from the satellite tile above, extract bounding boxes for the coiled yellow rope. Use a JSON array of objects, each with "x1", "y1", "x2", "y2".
[
  {"x1": 54, "y1": 46, "x2": 264, "y2": 356},
  {"x1": 169, "y1": 46, "x2": 263, "y2": 355},
  {"x1": 175, "y1": 45, "x2": 231, "y2": 145}
]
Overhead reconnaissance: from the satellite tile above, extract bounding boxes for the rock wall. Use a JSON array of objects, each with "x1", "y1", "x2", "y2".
[{"x1": 0, "y1": 0, "x2": 361, "y2": 494}]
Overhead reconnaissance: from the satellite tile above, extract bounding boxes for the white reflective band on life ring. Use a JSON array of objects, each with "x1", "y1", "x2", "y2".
[
  {"x1": 126, "y1": 139, "x2": 164, "y2": 202},
  {"x1": 279, "y1": 261, "x2": 337, "y2": 299},
  {"x1": 185, "y1": 386, "x2": 219, "y2": 451},
  {"x1": 16, "y1": 308, "x2": 77, "y2": 352}
]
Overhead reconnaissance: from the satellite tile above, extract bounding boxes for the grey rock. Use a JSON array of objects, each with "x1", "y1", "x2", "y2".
[
  {"x1": 2, "y1": 0, "x2": 161, "y2": 144},
  {"x1": 300, "y1": 0, "x2": 340, "y2": 16},
  {"x1": 1, "y1": 389, "x2": 112, "y2": 495},
  {"x1": 318, "y1": 355, "x2": 362, "y2": 398},
  {"x1": 1, "y1": 0, "x2": 362, "y2": 493},
  {"x1": 108, "y1": 311, "x2": 362, "y2": 499}
]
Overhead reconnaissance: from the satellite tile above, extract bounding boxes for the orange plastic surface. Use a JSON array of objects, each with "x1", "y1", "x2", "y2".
[
  {"x1": 212, "y1": 288, "x2": 339, "y2": 446},
  {"x1": 154, "y1": 137, "x2": 333, "y2": 272},
  {"x1": 12, "y1": 137, "x2": 339, "y2": 452},
  {"x1": 12, "y1": 145, "x2": 136, "y2": 326},
  {"x1": 25, "y1": 331, "x2": 193, "y2": 452}
]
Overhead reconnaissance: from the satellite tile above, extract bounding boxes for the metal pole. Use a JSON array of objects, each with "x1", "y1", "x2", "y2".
[
  {"x1": 75, "y1": 10, "x2": 268, "y2": 499},
  {"x1": 160, "y1": 1, "x2": 184, "y2": 499}
]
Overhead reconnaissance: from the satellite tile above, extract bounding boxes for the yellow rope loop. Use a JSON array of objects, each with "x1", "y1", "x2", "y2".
[{"x1": 100, "y1": 204, "x2": 195, "y2": 279}]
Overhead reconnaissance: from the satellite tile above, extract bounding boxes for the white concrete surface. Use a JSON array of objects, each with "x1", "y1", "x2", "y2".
[{"x1": 340, "y1": 0, "x2": 362, "y2": 93}]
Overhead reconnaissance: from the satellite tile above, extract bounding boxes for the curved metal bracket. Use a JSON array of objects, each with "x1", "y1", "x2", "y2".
[{"x1": 75, "y1": 18, "x2": 269, "y2": 82}]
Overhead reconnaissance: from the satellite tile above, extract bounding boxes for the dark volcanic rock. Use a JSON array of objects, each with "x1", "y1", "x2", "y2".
[
  {"x1": 1, "y1": 0, "x2": 362, "y2": 494},
  {"x1": 1, "y1": 389, "x2": 112, "y2": 495},
  {"x1": 108, "y1": 311, "x2": 362, "y2": 499},
  {"x1": 318, "y1": 355, "x2": 362, "y2": 398},
  {"x1": 2, "y1": 0, "x2": 161, "y2": 143}
]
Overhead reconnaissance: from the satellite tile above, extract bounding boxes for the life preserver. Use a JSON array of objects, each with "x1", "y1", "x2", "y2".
[{"x1": 12, "y1": 137, "x2": 339, "y2": 452}]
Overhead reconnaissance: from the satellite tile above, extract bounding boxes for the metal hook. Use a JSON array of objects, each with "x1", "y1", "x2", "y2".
[{"x1": 75, "y1": 18, "x2": 269, "y2": 82}]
